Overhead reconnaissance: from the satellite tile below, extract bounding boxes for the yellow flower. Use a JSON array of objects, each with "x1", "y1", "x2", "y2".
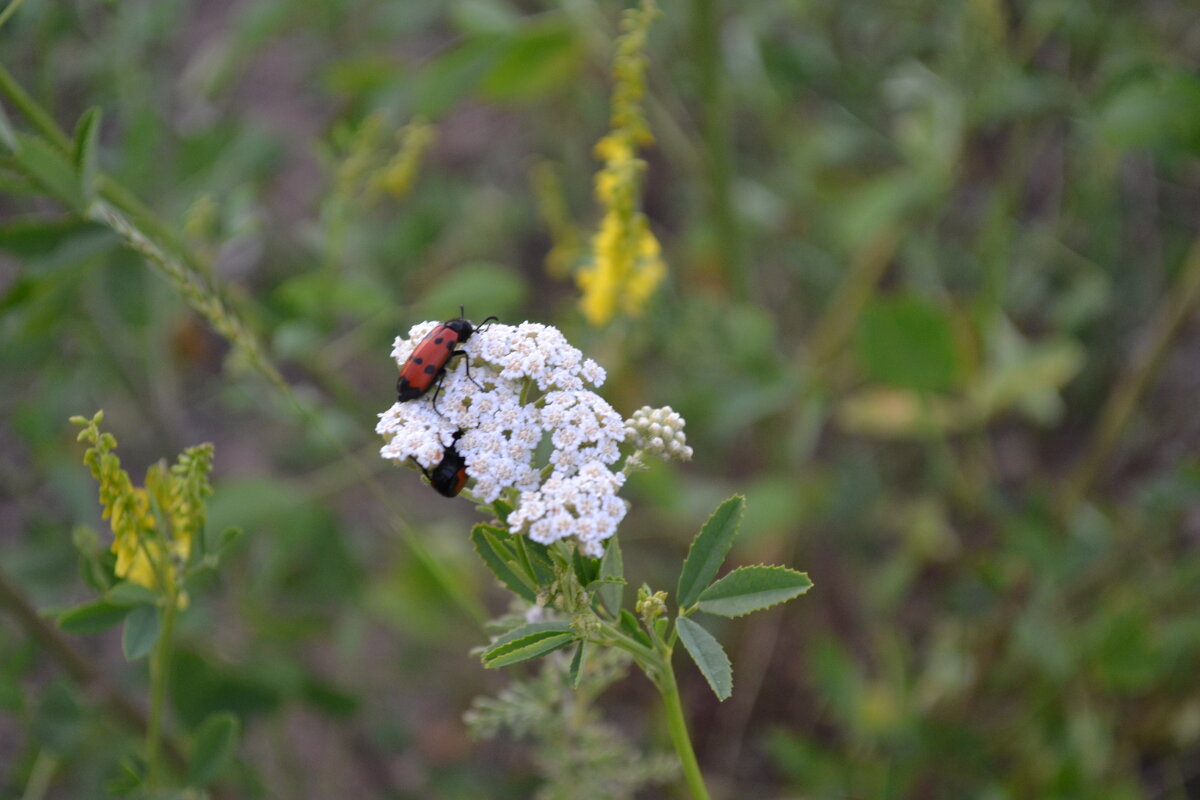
[
  {"x1": 71, "y1": 412, "x2": 213, "y2": 601},
  {"x1": 575, "y1": 1, "x2": 666, "y2": 326}
]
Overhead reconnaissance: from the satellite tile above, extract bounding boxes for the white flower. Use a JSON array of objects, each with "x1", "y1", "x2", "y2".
[
  {"x1": 379, "y1": 319, "x2": 660, "y2": 557},
  {"x1": 624, "y1": 405, "x2": 693, "y2": 462},
  {"x1": 507, "y1": 461, "x2": 627, "y2": 557}
]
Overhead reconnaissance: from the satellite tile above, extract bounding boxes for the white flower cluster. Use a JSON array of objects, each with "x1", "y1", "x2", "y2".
[
  {"x1": 378, "y1": 321, "x2": 637, "y2": 556},
  {"x1": 625, "y1": 405, "x2": 693, "y2": 461},
  {"x1": 506, "y1": 463, "x2": 627, "y2": 558}
]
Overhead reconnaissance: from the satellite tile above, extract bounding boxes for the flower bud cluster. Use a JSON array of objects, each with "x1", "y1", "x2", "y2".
[{"x1": 624, "y1": 405, "x2": 693, "y2": 462}]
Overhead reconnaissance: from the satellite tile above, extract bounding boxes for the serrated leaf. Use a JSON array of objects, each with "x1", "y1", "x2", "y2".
[
  {"x1": 106, "y1": 581, "x2": 159, "y2": 607},
  {"x1": 12, "y1": 133, "x2": 86, "y2": 213},
  {"x1": 568, "y1": 641, "x2": 587, "y2": 688},
  {"x1": 73, "y1": 107, "x2": 102, "y2": 204},
  {"x1": 121, "y1": 605, "x2": 160, "y2": 661},
  {"x1": 696, "y1": 566, "x2": 813, "y2": 618},
  {"x1": 482, "y1": 622, "x2": 576, "y2": 669},
  {"x1": 471, "y1": 524, "x2": 537, "y2": 602},
  {"x1": 596, "y1": 535, "x2": 624, "y2": 616},
  {"x1": 677, "y1": 495, "x2": 745, "y2": 610},
  {"x1": 187, "y1": 712, "x2": 240, "y2": 787},
  {"x1": 675, "y1": 617, "x2": 733, "y2": 701},
  {"x1": 58, "y1": 600, "x2": 130, "y2": 634}
]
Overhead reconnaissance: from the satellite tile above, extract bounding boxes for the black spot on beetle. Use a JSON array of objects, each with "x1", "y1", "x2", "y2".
[
  {"x1": 424, "y1": 365, "x2": 436, "y2": 375},
  {"x1": 414, "y1": 357, "x2": 424, "y2": 364},
  {"x1": 434, "y1": 337, "x2": 444, "y2": 345}
]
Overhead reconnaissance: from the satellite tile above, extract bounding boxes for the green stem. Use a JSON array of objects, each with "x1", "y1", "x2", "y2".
[
  {"x1": 656, "y1": 660, "x2": 712, "y2": 800},
  {"x1": 146, "y1": 597, "x2": 178, "y2": 785},
  {"x1": 690, "y1": 0, "x2": 742, "y2": 300}
]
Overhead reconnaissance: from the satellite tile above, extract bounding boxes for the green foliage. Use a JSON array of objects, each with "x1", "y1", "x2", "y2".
[
  {"x1": 3, "y1": 0, "x2": 1200, "y2": 797},
  {"x1": 674, "y1": 617, "x2": 732, "y2": 701},
  {"x1": 187, "y1": 712, "x2": 240, "y2": 788},
  {"x1": 696, "y1": 565, "x2": 813, "y2": 618},
  {"x1": 676, "y1": 495, "x2": 744, "y2": 610}
]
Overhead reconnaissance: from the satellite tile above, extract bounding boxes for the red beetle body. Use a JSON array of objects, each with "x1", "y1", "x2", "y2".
[
  {"x1": 424, "y1": 434, "x2": 469, "y2": 497},
  {"x1": 396, "y1": 311, "x2": 497, "y2": 404}
]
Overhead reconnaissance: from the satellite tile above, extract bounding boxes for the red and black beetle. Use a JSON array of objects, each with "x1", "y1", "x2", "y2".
[
  {"x1": 419, "y1": 433, "x2": 469, "y2": 498},
  {"x1": 396, "y1": 307, "x2": 497, "y2": 406}
]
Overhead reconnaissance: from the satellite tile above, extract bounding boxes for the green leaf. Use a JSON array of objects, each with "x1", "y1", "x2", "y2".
[
  {"x1": 568, "y1": 641, "x2": 587, "y2": 689},
  {"x1": 73, "y1": 107, "x2": 102, "y2": 203},
  {"x1": 618, "y1": 608, "x2": 651, "y2": 649},
  {"x1": 412, "y1": 37, "x2": 505, "y2": 119},
  {"x1": 106, "y1": 581, "x2": 159, "y2": 607},
  {"x1": 0, "y1": 101, "x2": 17, "y2": 152},
  {"x1": 481, "y1": 20, "x2": 583, "y2": 102},
  {"x1": 697, "y1": 566, "x2": 813, "y2": 618},
  {"x1": 596, "y1": 535, "x2": 624, "y2": 616},
  {"x1": 12, "y1": 133, "x2": 86, "y2": 213},
  {"x1": 675, "y1": 617, "x2": 733, "y2": 701},
  {"x1": 471, "y1": 524, "x2": 537, "y2": 602},
  {"x1": 58, "y1": 600, "x2": 130, "y2": 634},
  {"x1": 677, "y1": 495, "x2": 745, "y2": 610},
  {"x1": 121, "y1": 604, "x2": 160, "y2": 661},
  {"x1": 0, "y1": 216, "x2": 109, "y2": 258},
  {"x1": 857, "y1": 295, "x2": 963, "y2": 392},
  {"x1": 482, "y1": 621, "x2": 576, "y2": 669},
  {"x1": 187, "y1": 712, "x2": 240, "y2": 787},
  {"x1": 522, "y1": 539, "x2": 556, "y2": 586},
  {"x1": 416, "y1": 261, "x2": 527, "y2": 323}
]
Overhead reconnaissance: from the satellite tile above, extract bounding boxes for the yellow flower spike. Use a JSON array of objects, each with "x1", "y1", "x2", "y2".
[
  {"x1": 575, "y1": 0, "x2": 666, "y2": 326},
  {"x1": 71, "y1": 413, "x2": 214, "y2": 603},
  {"x1": 367, "y1": 117, "x2": 436, "y2": 203}
]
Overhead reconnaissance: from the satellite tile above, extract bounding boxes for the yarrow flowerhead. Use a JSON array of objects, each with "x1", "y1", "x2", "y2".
[{"x1": 377, "y1": 320, "x2": 691, "y2": 558}]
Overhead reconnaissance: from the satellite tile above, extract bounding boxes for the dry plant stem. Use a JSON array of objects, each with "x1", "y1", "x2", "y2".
[
  {"x1": 807, "y1": 227, "x2": 900, "y2": 365},
  {"x1": 0, "y1": 565, "x2": 186, "y2": 771},
  {"x1": 1061, "y1": 233, "x2": 1200, "y2": 513}
]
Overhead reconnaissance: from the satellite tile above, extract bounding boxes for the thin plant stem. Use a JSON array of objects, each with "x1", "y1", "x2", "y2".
[
  {"x1": 0, "y1": 66, "x2": 485, "y2": 626},
  {"x1": 1061, "y1": 233, "x2": 1200, "y2": 513},
  {"x1": 0, "y1": 564, "x2": 187, "y2": 770},
  {"x1": 690, "y1": 0, "x2": 743, "y2": 300},
  {"x1": 0, "y1": 0, "x2": 25, "y2": 33},
  {"x1": 146, "y1": 596, "x2": 179, "y2": 786},
  {"x1": 656, "y1": 660, "x2": 711, "y2": 800},
  {"x1": 806, "y1": 226, "x2": 900, "y2": 366}
]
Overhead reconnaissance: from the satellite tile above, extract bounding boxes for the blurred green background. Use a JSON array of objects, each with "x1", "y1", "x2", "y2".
[{"x1": 3, "y1": 0, "x2": 1200, "y2": 797}]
